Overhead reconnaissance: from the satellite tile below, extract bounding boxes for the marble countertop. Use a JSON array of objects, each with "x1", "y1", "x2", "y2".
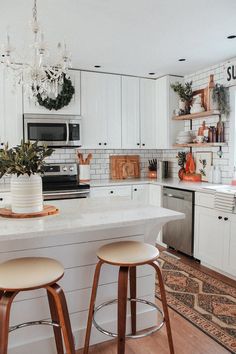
[
  {"x1": 0, "y1": 198, "x2": 184, "y2": 242},
  {"x1": 90, "y1": 177, "x2": 227, "y2": 192},
  {"x1": 0, "y1": 177, "x2": 230, "y2": 194}
]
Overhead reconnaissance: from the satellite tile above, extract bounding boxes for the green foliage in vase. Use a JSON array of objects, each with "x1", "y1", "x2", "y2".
[
  {"x1": 171, "y1": 81, "x2": 193, "y2": 104},
  {"x1": 0, "y1": 141, "x2": 54, "y2": 178},
  {"x1": 212, "y1": 84, "x2": 230, "y2": 116},
  {"x1": 176, "y1": 151, "x2": 187, "y2": 169}
]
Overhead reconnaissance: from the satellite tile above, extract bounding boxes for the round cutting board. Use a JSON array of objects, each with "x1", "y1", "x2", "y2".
[{"x1": 0, "y1": 205, "x2": 59, "y2": 218}]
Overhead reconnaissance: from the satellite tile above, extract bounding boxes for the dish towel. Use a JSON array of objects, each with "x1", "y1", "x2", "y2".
[{"x1": 214, "y1": 190, "x2": 236, "y2": 213}]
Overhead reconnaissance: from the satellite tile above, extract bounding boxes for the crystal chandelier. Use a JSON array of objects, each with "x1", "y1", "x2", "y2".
[{"x1": 1, "y1": 0, "x2": 72, "y2": 101}]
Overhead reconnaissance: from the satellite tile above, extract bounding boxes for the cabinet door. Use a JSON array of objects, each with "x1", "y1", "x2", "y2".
[
  {"x1": 140, "y1": 79, "x2": 156, "y2": 149},
  {"x1": 90, "y1": 186, "x2": 132, "y2": 199},
  {"x1": 23, "y1": 70, "x2": 81, "y2": 115},
  {"x1": 0, "y1": 67, "x2": 4, "y2": 146},
  {"x1": 132, "y1": 184, "x2": 149, "y2": 204},
  {"x1": 156, "y1": 76, "x2": 184, "y2": 149},
  {"x1": 82, "y1": 72, "x2": 121, "y2": 149},
  {"x1": 0, "y1": 68, "x2": 23, "y2": 147},
  {"x1": 121, "y1": 76, "x2": 140, "y2": 149},
  {"x1": 194, "y1": 206, "x2": 226, "y2": 269},
  {"x1": 223, "y1": 214, "x2": 236, "y2": 276}
]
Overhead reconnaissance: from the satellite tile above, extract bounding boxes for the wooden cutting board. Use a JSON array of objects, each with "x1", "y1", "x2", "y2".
[{"x1": 110, "y1": 155, "x2": 140, "y2": 179}]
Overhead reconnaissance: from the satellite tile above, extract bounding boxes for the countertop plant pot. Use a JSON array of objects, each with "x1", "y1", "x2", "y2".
[{"x1": 11, "y1": 174, "x2": 43, "y2": 213}]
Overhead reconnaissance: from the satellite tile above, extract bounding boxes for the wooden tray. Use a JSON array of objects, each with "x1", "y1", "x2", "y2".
[{"x1": 0, "y1": 205, "x2": 59, "y2": 218}]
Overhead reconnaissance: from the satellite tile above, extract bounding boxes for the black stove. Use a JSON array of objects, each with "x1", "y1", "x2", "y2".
[{"x1": 42, "y1": 163, "x2": 90, "y2": 200}]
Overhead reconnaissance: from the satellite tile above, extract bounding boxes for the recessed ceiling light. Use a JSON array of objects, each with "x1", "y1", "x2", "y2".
[
  {"x1": 178, "y1": 58, "x2": 186, "y2": 62},
  {"x1": 149, "y1": 72, "x2": 155, "y2": 75},
  {"x1": 227, "y1": 35, "x2": 236, "y2": 39},
  {"x1": 94, "y1": 65, "x2": 101, "y2": 68}
]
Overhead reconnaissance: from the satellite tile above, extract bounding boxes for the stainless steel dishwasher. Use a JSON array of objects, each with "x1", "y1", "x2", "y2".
[{"x1": 163, "y1": 187, "x2": 194, "y2": 256}]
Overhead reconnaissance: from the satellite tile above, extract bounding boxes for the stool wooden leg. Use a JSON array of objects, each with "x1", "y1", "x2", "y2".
[
  {"x1": 47, "y1": 284, "x2": 75, "y2": 354},
  {"x1": 0, "y1": 291, "x2": 18, "y2": 354},
  {"x1": 129, "y1": 267, "x2": 136, "y2": 335},
  {"x1": 47, "y1": 289, "x2": 64, "y2": 354},
  {"x1": 149, "y1": 260, "x2": 175, "y2": 354},
  {"x1": 83, "y1": 260, "x2": 103, "y2": 354},
  {"x1": 118, "y1": 266, "x2": 129, "y2": 354}
]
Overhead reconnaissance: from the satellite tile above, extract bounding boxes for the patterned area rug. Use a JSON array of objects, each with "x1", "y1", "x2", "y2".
[{"x1": 155, "y1": 252, "x2": 236, "y2": 353}]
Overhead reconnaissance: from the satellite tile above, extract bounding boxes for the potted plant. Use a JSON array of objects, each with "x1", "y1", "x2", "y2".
[
  {"x1": 148, "y1": 159, "x2": 157, "y2": 178},
  {"x1": 212, "y1": 84, "x2": 230, "y2": 116},
  {"x1": 0, "y1": 141, "x2": 53, "y2": 213},
  {"x1": 171, "y1": 81, "x2": 193, "y2": 115}
]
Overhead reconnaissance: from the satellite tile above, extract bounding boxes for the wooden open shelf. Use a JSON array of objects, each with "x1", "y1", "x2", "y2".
[
  {"x1": 173, "y1": 142, "x2": 227, "y2": 148},
  {"x1": 173, "y1": 110, "x2": 220, "y2": 121}
]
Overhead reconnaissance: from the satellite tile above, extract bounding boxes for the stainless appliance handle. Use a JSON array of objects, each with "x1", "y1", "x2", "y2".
[
  {"x1": 163, "y1": 193, "x2": 185, "y2": 200},
  {"x1": 43, "y1": 190, "x2": 90, "y2": 200},
  {"x1": 66, "y1": 123, "x2": 69, "y2": 145}
]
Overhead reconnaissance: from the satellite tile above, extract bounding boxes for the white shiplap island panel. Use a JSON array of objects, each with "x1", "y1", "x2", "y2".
[{"x1": 0, "y1": 198, "x2": 184, "y2": 354}]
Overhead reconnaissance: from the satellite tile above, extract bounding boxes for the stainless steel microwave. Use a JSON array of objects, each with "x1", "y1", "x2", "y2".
[{"x1": 23, "y1": 114, "x2": 82, "y2": 147}]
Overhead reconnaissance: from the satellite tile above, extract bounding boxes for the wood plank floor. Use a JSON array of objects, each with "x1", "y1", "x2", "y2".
[{"x1": 77, "y1": 247, "x2": 234, "y2": 354}]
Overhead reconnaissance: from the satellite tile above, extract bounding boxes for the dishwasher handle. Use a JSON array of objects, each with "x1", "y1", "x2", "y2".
[{"x1": 163, "y1": 193, "x2": 185, "y2": 200}]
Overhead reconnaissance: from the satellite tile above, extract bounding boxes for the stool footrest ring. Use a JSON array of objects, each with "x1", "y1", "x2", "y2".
[
  {"x1": 93, "y1": 298, "x2": 164, "y2": 339},
  {"x1": 10, "y1": 320, "x2": 60, "y2": 332}
]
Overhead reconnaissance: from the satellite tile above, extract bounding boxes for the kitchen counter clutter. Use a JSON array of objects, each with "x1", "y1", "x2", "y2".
[{"x1": 0, "y1": 197, "x2": 183, "y2": 354}]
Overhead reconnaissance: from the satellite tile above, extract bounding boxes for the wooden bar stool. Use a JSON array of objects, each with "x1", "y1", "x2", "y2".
[
  {"x1": 0, "y1": 257, "x2": 75, "y2": 354},
  {"x1": 83, "y1": 241, "x2": 174, "y2": 354}
]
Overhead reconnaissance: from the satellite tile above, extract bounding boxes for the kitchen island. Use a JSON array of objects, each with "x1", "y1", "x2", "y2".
[{"x1": 0, "y1": 198, "x2": 184, "y2": 354}]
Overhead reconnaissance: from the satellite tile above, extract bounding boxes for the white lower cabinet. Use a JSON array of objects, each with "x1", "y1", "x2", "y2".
[
  {"x1": 194, "y1": 200, "x2": 236, "y2": 278},
  {"x1": 132, "y1": 184, "x2": 149, "y2": 204},
  {"x1": 0, "y1": 192, "x2": 11, "y2": 207},
  {"x1": 90, "y1": 185, "x2": 132, "y2": 199}
]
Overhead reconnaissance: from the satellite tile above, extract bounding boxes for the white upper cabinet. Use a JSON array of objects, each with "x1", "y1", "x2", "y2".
[
  {"x1": 0, "y1": 67, "x2": 23, "y2": 148},
  {"x1": 140, "y1": 79, "x2": 156, "y2": 149},
  {"x1": 121, "y1": 76, "x2": 140, "y2": 149},
  {"x1": 23, "y1": 69, "x2": 81, "y2": 115},
  {"x1": 122, "y1": 77, "x2": 156, "y2": 149},
  {"x1": 156, "y1": 75, "x2": 184, "y2": 149},
  {"x1": 81, "y1": 71, "x2": 122, "y2": 149}
]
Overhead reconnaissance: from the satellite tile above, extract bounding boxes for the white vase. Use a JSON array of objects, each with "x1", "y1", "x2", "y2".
[
  {"x1": 178, "y1": 100, "x2": 186, "y2": 111},
  {"x1": 11, "y1": 174, "x2": 43, "y2": 214}
]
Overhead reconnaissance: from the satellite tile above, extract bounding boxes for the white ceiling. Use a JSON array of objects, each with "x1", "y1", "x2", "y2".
[{"x1": 1, "y1": 0, "x2": 236, "y2": 78}]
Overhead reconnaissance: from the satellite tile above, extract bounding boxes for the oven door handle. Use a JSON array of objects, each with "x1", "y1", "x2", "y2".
[{"x1": 66, "y1": 123, "x2": 69, "y2": 145}]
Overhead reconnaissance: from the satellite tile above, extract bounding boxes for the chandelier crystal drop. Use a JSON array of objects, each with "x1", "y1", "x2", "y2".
[{"x1": 1, "y1": 0, "x2": 72, "y2": 101}]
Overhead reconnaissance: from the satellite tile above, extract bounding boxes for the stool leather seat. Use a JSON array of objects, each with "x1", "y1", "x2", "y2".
[
  {"x1": 0, "y1": 257, "x2": 64, "y2": 291},
  {"x1": 97, "y1": 241, "x2": 159, "y2": 266}
]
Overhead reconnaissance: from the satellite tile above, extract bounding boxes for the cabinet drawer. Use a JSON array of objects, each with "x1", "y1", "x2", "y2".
[
  {"x1": 90, "y1": 185, "x2": 132, "y2": 199},
  {"x1": 195, "y1": 192, "x2": 214, "y2": 209},
  {"x1": 0, "y1": 192, "x2": 11, "y2": 207}
]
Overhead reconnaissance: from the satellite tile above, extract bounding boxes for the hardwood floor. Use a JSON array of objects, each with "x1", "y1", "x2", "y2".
[
  {"x1": 77, "y1": 302, "x2": 230, "y2": 354},
  {"x1": 77, "y1": 247, "x2": 234, "y2": 354}
]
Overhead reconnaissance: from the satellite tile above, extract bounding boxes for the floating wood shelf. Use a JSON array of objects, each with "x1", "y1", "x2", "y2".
[
  {"x1": 173, "y1": 110, "x2": 221, "y2": 121},
  {"x1": 173, "y1": 142, "x2": 227, "y2": 148}
]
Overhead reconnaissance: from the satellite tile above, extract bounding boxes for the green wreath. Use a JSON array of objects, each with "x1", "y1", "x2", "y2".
[{"x1": 37, "y1": 74, "x2": 75, "y2": 111}]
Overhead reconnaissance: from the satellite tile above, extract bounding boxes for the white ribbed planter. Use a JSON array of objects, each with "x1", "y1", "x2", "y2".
[{"x1": 11, "y1": 174, "x2": 43, "y2": 214}]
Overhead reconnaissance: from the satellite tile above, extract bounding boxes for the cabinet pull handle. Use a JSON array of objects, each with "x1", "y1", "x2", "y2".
[
  {"x1": 0, "y1": 198, "x2": 3, "y2": 201},
  {"x1": 104, "y1": 143, "x2": 107, "y2": 146},
  {"x1": 224, "y1": 217, "x2": 228, "y2": 221},
  {"x1": 134, "y1": 188, "x2": 137, "y2": 191},
  {"x1": 137, "y1": 143, "x2": 140, "y2": 146},
  {"x1": 98, "y1": 143, "x2": 102, "y2": 146},
  {"x1": 142, "y1": 143, "x2": 145, "y2": 146},
  {"x1": 110, "y1": 191, "x2": 114, "y2": 194},
  {"x1": 218, "y1": 216, "x2": 222, "y2": 220}
]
